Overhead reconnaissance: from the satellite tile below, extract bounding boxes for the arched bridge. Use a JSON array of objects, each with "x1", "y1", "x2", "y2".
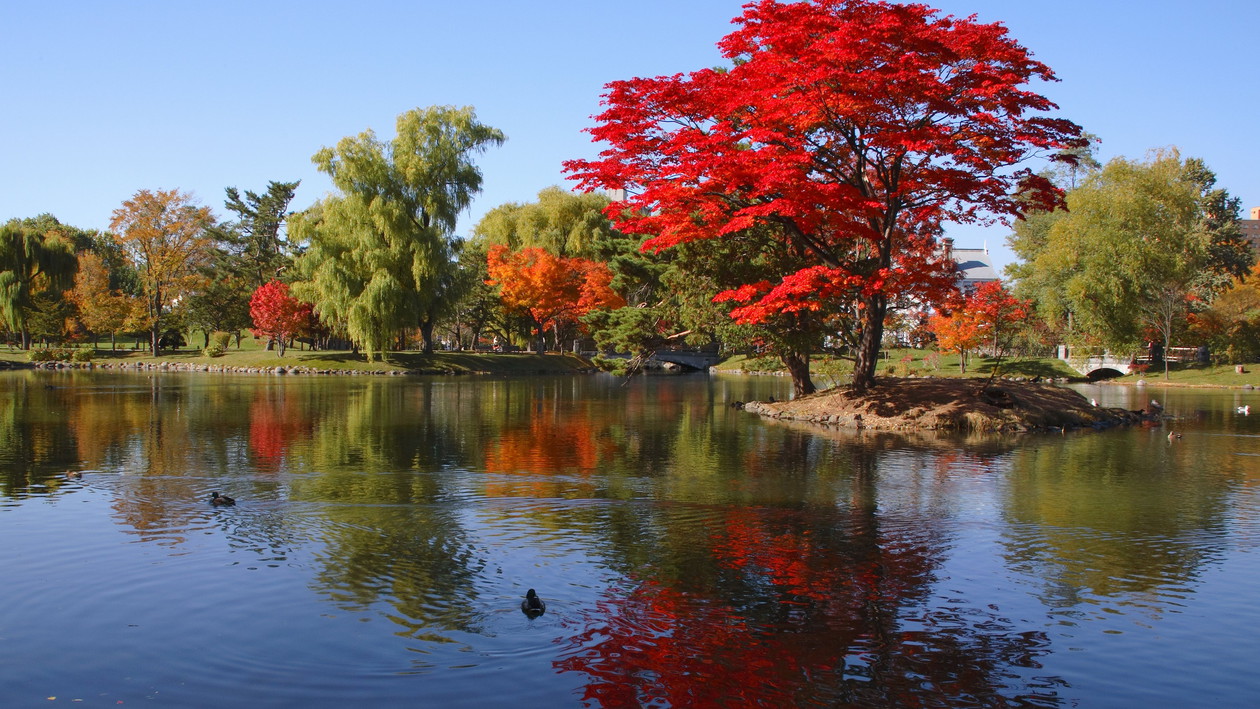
[
  {"x1": 1057, "y1": 345, "x2": 1204, "y2": 378},
  {"x1": 1061, "y1": 353, "x2": 1137, "y2": 378},
  {"x1": 651, "y1": 349, "x2": 723, "y2": 371}
]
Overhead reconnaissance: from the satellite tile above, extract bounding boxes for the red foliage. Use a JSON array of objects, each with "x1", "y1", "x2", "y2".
[
  {"x1": 247, "y1": 390, "x2": 311, "y2": 471},
  {"x1": 565, "y1": 0, "x2": 1081, "y2": 388},
  {"x1": 249, "y1": 280, "x2": 314, "y2": 353}
]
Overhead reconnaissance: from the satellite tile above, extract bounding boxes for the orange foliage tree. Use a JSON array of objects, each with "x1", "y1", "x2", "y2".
[
  {"x1": 70, "y1": 252, "x2": 132, "y2": 349},
  {"x1": 485, "y1": 245, "x2": 624, "y2": 352},
  {"x1": 929, "y1": 281, "x2": 1029, "y2": 374}
]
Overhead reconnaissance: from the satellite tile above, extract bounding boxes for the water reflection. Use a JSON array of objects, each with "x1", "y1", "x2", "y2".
[
  {"x1": 1, "y1": 371, "x2": 1258, "y2": 706},
  {"x1": 554, "y1": 446, "x2": 1064, "y2": 707},
  {"x1": 1002, "y1": 430, "x2": 1234, "y2": 614}
]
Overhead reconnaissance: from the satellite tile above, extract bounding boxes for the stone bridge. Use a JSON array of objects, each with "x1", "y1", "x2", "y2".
[
  {"x1": 1060, "y1": 353, "x2": 1138, "y2": 378},
  {"x1": 1056, "y1": 345, "x2": 1148, "y2": 378},
  {"x1": 1057, "y1": 345, "x2": 1204, "y2": 378},
  {"x1": 651, "y1": 349, "x2": 723, "y2": 370}
]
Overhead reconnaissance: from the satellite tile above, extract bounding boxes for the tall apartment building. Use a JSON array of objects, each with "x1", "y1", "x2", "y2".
[{"x1": 1243, "y1": 207, "x2": 1260, "y2": 252}]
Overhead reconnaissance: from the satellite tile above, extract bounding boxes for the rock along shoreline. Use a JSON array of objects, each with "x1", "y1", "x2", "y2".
[{"x1": 8, "y1": 357, "x2": 597, "y2": 377}]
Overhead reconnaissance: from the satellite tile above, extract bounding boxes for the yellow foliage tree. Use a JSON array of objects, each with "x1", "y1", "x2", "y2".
[
  {"x1": 110, "y1": 189, "x2": 214, "y2": 355},
  {"x1": 70, "y1": 252, "x2": 132, "y2": 349}
]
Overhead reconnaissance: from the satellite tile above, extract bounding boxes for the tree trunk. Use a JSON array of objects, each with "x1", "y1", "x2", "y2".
[
  {"x1": 531, "y1": 318, "x2": 545, "y2": 353},
  {"x1": 851, "y1": 295, "x2": 888, "y2": 393},
  {"x1": 419, "y1": 318, "x2": 435, "y2": 355},
  {"x1": 782, "y1": 350, "x2": 816, "y2": 398},
  {"x1": 1163, "y1": 329, "x2": 1171, "y2": 381}
]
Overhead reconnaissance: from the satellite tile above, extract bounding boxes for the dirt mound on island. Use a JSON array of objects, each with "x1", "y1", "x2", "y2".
[{"x1": 742, "y1": 378, "x2": 1141, "y2": 433}]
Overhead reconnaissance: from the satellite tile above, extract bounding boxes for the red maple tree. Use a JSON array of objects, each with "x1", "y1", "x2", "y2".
[
  {"x1": 249, "y1": 280, "x2": 314, "y2": 357},
  {"x1": 485, "y1": 245, "x2": 624, "y2": 352},
  {"x1": 565, "y1": 0, "x2": 1082, "y2": 393}
]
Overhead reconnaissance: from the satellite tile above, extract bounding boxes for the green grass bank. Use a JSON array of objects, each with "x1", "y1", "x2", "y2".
[
  {"x1": 714, "y1": 349, "x2": 1260, "y2": 389},
  {"x1": 0, "y1": 342, "x2": 594, "y2": 376}
]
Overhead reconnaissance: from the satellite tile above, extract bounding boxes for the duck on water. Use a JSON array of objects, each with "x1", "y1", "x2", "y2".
[{"x1": 521, "y1": 589, "x2": 545, "y2": 618}]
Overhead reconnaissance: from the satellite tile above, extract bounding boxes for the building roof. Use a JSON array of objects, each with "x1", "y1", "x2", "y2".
[{"x1": 952, "y1": 247, "x2": 999, "y2": 284}]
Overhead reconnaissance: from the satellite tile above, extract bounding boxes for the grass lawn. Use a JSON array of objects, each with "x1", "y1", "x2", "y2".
[
  {"x1": 715, "y1": 349, "x2": 1260, "y2": 389},
  {"x1": 6, "y1": 339, "x2": 1259, "y2": 387},
  {"x1": 0, "y1": 338, "x2": 593, "y2": 375}
]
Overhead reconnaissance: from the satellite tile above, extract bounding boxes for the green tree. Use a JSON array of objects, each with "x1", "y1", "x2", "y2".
[
  {"x1": 292, "y1": 106, "x2": 503, "y2": 359},
  {"x1": 434, "y1": 239, "x2": 507, "y2": 350},
  {"x1": 473, "y1": 186, "x2": 619, "y2": 260},
  {"x1": 1010, "y1": 149, "x2": 1249, "y2": 378},
  {"x1": 0, "y1": 215, "x2": 78, "y2": 349},
  {"x1": 182, "y1": 249, "x2": 254, "y2": 348},
  {"x1": 213, "y1": 180, "x2": 300, "y2": 289},
  {"x1": 110, "y1": 189, "x2": 216, "y2": 356}
]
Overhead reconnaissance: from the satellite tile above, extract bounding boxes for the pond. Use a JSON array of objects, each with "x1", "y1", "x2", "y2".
[{"x1": 1, "y1": 370, "x2": 1258, "y2": 707}]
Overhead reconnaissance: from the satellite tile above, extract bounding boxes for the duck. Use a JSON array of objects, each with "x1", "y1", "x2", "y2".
[
  {"x1": 65, "y1": 470, "x2": 83, "y2": 480},
  {"x1": 1238, "y1": 405, "x2": 1251, "y2": 415},
  {"x1": 521, "y1": 589, "x2": 546, "y2": 618},
  {"x1": 1167, "y1": 431, "x2": 1182, "y2": 441},
  {"x1": 1149, "y1": 399, "x2": 1164, "y2": 413},
  {"x1": 210, "y1": 491, "x2": 236, "y2": 507}
]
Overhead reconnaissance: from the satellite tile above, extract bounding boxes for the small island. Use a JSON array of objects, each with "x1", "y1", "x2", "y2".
[{"x1": 740, "y1": 378, "x2": 1142, "y2": 433}]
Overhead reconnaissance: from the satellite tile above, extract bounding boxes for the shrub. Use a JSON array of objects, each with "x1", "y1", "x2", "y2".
[
  {"x1": 211, "y1": 331, "x2": 231, "y2": 349},
  {"x1": 204, "y1": 344, "x2": 227, "y2": 358},
  {"x1": 885, "y1": 361, "x2": 921, "y2": 377},
  {"x1": 592, "y1": 355, "x2": 630, "y2": 376},
  {"x1": 71, "y1": 349, "x2": 95, "y2": 362},
  {"x1": 923, "y1": 351, "x2": 941, "y2": 370},
  {"x1": 29, "y1": 347, "x2": 74, "y2": 362}
]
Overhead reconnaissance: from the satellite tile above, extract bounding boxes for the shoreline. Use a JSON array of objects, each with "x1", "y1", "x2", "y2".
[
  {"x1": 2, "y1": 354, "x2": 596, "y2": 377},
  {"x1": 738, "y1": 377, "x2": 1148, "y2": 434}
]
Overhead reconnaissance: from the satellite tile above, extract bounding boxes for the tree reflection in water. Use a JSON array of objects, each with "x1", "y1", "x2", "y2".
[
  {"x1": 10, "y1": 372, "x2": 1250, "y2": 705},
  {"x1": 555, "y1": 447, "x2": 1066, "y2": 708}
]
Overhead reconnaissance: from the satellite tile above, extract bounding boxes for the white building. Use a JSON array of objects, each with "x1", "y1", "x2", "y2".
[{"x1": 941, "y1": 237, "x2": 999, "y2": 292}]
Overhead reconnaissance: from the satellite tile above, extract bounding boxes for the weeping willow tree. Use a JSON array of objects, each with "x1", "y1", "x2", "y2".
[
  {"x1": 472, "y1": 186, "x2": 618, "y2": 260},
  {"x1": 0, "y1": 216, "x2": 78, "y2": 349},
  {"x1": 292, "y1": 106, "x2": 504, "y2": 360}
]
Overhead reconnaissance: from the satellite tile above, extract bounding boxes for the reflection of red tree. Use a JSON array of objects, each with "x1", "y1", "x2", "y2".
[
  {"x1": 557, "y1": 506, "x2": 1060, "y2": 706},
  {"x1": 556, "y1": 581, "x2": 800, "y2": 707},
  {"x1": 248, "y1": 391, "x2": 311, "y2": 471}
]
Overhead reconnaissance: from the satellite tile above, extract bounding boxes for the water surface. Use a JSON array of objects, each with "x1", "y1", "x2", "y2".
[{"x1": 1, "y1": 371, "x2": 1258, "y2": 707}]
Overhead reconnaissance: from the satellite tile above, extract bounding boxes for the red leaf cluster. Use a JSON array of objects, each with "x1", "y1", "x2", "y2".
[
  {"x1": 249, "y1": 280, "x2": 314, "y2": 345},
  {"x1": 564, "y1": 0, "x2": 1080, "y2": 341}
]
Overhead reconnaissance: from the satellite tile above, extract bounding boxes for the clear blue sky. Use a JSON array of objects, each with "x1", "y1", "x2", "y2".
[{"x1": 3, "y1": 1, "x2": 1256, "y2": 273}]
